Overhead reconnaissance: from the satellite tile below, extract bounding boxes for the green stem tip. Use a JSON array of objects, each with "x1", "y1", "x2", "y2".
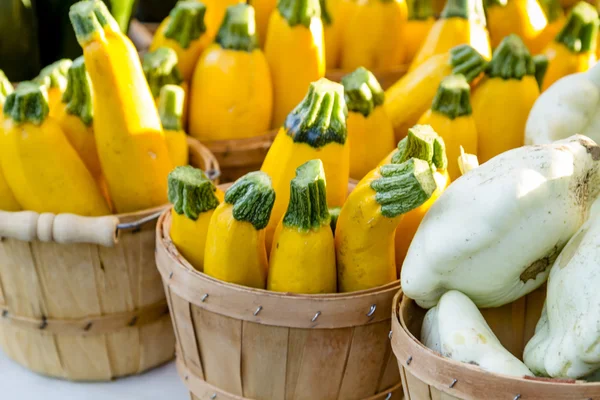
[
  {"x1": 392, "y1": 125, "x2": 448, "y2": 170},
  {"x1": 216, "y1": 4, "x2": 259, "y2": 52},
  {"x1": 0, "y1": 70, "x2": 14, "y2": 106},
  {"x1": 34, "y1": 59, "x2": 73, "y2": 92},
  {"x1": 285, "y1": 77, "x2": 348, "y2": 148},
  {"x1": 283, "y1": 159, "x2": 330, "y2": 231},
  {"x1": 62, "y1": 56, "x2": 94, "y2": 126},
  {"x1": 225, "y1": 171, "x2": 276, "y2": 230},
  {"x1": 449, "y1": 44, "x2": 488, "y2": 82},
  {"x1": 532, "y1": 54, "x2": 549, "y2": 90},
  {"x1": 328, "y1": 206, "x2": 341, "y2": 233},
  {"x1": 408, "y1": 0, "x2": 434, "y2": 20},
  {"x1": 69, "y1": 0, "x2": 120, "y2": 45},
  {"x1": 487, "y1": 34, "x2": 535, "y2": 80},
  {"x1": 168, "y1": 166, "x2": 220, "y2": 220},
  {"x1": 371, "y1": 158, "x2": 437, "y2": 218},
  {"x1": 431, "y1": 74, "x2": 472, "y2": 119},
  {"x1": 341, "y1": 67, "x2": 385, "y2": 118},
  {"x1": 3, "y1": 82, "x2": 49, "y2": 125},
  {"x1": 278, "y1": 0, "x2": 321, "y2": 28},
  {"x1": 540, "y1": 0, "x2": 563, "y2": 23},
  {"x1": 555, "y1": 2, "x2": 599, "y2": 53},
  {"x1": 159, "y1": 84, "x2": 185, "y2": 131},
  {"x1": 165, "y1": 0, "x2": 207, "y2": 49},
  {"x1": 441, "y1": 0, "x2": 486, "y2": 25},
  {"x1": 319, "y1": 0, "x2": 332, "y2": 25},
  {"x1": 143, "y1": 47, "x2": 183, "y2": 98}
]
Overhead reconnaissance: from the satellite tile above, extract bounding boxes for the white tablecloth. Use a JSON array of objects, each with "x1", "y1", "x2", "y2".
[{"x1": 1, "y1": 353, "x2": 189, "y2": 399}]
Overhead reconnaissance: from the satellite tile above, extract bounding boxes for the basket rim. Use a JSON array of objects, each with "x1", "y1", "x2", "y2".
[
  {"x1": 156, "y1": 209, "x2": 400, "y2": 329},
  {"x1": 391, "y1": 292, "x2": 600, "y2": 399}
]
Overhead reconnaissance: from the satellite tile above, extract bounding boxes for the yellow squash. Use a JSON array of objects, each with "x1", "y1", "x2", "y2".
[
  {"x1": 0, "y1": 70, "x2": 20, "y2": 211},
  {"x1": 204, "y1": 171, "x2": 276, "y2": 289},
  {"x1": 336, "y1": 130, "x2": 439, "y2": 292},
  {"x1": 150, "y1": 1, "x2": 210, "y2": 81},
  {"x1": 251, "y1": 0, "x2": 277, "y2": 48},
  {"x1": 1, "y1": 83, "x2": 109, "y2": 215},
  {"x1": 402, "y1": 0, "x2": 436, "y2": 63},
  {"x1": 54, "y1": 56, "x2": 102, "y2": 181},
  {"x1": 70, "y1": 0, "x2": 172, "y2": 213},
  {"x1": 189, "y1": 4, "x2": 273, "y2": 141},
  {"x1": 265, "y1": 0, "x2": 325, "y2": 128},
  {"x1": 261, "y1": 78, "x2": 349, "y2": 251},
  {"x1": 409, "y1": 0, "x2": 491, "y2": 71},
  {"x1": 203, "y1": 0, "x2": 245, "y2": 41},
  {"x1": 473, "y1": 34, "x2": 541, "y2": 163},
  {"x1": 320, "y1": 0, "x2": 340, "y2": 69},
  {"x1": 385, "y1": 44, "x2": 487, "y2": 142},
  {"x1": 34, "y1": 59, "x2": 72, "y2": 116},
  {"x1": 418, "y1": 74, "x2": 477, "y2": 181},
  {"x1": 377, "y1": 126, "x2": 450, "y2": 270},
  {"x1": 485, "y1": 0, "x2": 548, "y2": 52},
  {"x1": 168, "y1": 166, "x2": 220, "y2": 271},
  {"x1": 143, "y1": 47, "x2": 189, "y2": 127},
  {"x1": 342, "y1": 67, "x2": 395, "y2": 180},
  {"x1": 532, "y1": 0, "x2": 565, "y2": 52},
  {"x1": 159, "y1": 85, "x2": 189, "y2": 167},
  {"x1": 542, "y1": 2, "x2": 598, "y2": 91},
  {"x1": 268, "y1": 159, "x2": 336, "y2": 294},
  {"x1": 341, "y1": 0, "x2": 407, "y2": 71}
]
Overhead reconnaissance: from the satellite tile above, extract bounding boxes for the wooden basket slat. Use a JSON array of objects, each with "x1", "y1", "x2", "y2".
[
  {"x1": 138, "y1": 317, "x2": 175, "y2": 372},
  {"x1": 338, "y1": 320, "x2": 393, "y2": 400},
  {"x1": 241, "y1": 321, "x2": 288, "y2": 399},
  {"x1": 523, "y1": 287, "x2": 546, "y2": 344},
  {"x1": 55, "y1": 336, "x2": 112, "y2": 380},
  {"x1": 378, "y1": 349, "x2": 402, "y2": 394},
  {"x1": 479, "y1": 296, "x2": 527, "y2": 359},
  {"x1": 168, "y1": 289, "x2": 204, "y2": 379},
  {"x1": 191, "y1": 305, "x2": 244, "y2": 396},
  {"x1": 403, "y1": 369, "x2": 431, "y2": 400}
]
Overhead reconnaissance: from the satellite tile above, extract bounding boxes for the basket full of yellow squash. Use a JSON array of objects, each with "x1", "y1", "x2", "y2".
[
  {"x1": 156, "y1": 72, "x2": 456, "y2": 399},
  {"x1": 0, "y1": 0, "x2": 220, "y2": 381}
]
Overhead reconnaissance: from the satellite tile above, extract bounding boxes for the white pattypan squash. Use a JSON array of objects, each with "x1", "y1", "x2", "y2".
[
  {"x1": 526, "y1": 62, "x2": 600, "y2": 145},
  {"x1": 422, "y1": 290, "x2": 534, "y2": 377},
  {"x1": 402, "y1": 135, "x2": 600, "y2": 309}
]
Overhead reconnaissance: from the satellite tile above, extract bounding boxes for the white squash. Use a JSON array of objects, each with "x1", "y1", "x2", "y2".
[
  {"x1": 525, "y1": 61, "x2": 600, "y2": 145},
  {"x1": 524, "y1": 202, "x2": 600, "y2": 379},
  {"x1": 422, "y1": 290, "x2": 534, "y2": 378},
  {"x1": 402, "y1": 135, "x2": 600, "y2": 309}
]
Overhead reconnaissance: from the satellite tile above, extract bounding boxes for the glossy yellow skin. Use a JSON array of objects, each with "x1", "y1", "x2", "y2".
[
  {"x1": 0, "y1": 118, "x2": 110, "y2": 215},
  {"x1": 203, "y1": 0, "x2": 245, "y2": 41},
  {"x1": 348, "y1": 107, "x2": 395, "y2": 180},
  {"x1": 204, "y1": 203, "x2": 267, "y2": 289},
  {"x1": 268, "y1": 224, "x2": 336, "y2": 293},
  {"x1": 83, "y1": 26, "x2": 173, "y2": 213},
  {"x1": 170, "y1": 208, "x2": 214, "y2": 271},
  {"x1": 341, "y1": 0, "x2": 408, "y2": 71},
  {"x1": 409, "y1": 17, "x2": 491, "y2": 72},
  {"x1": 486, "y1": 0, "x2": 548, "y2": 52},
  {"x1": 54, "y1": 103, "x2": 102, "y2": 180},
  {"x1": 328, "y1": 0, "x2": 357, "y2": 68},
  {"x1": 265, "y1": 12, "x2": 326, "y2": 128},
  {"x1": 402, "y1": 18, "x2": 435, "y2": 63},
  {"x1": 542, "y1": 42, "x2": 596, "y2": 91},
  {"x1": 261, "y1": 129, "x2": 349, "y2": 250},
  {"x1": 252, "y1": 0, "x2": 277, "y2": 48},
  {"x1": 189, "y1": 44, "x2": 273, "y2": 141},
  {"x1": 472, "y1": 76, "x2": 539, "y2": 162},
  {"x1": 0, "y1": 113, "x2": 21, "y2": 211},
  {"x1": 336, "y1": 168, "x2": 400, "y2": 292},
  {"x1": 385, "y1": 52, "x2": 454, "y2": 141},
  {"x1": 155, "y1": 81, "x2": 189, "y2": 129},
  {"x1": 151, "y1": 18, "x2": 211, "y2": 81},
  {"x1": 418, "y1": 109, "x2": 477, "y2": 181},
  {"x1": 47, "y1": 88, "x2": 65, "y2": 117},
  {"x1": 164, "y1": 129, "x2": 189, "y2": 167}
]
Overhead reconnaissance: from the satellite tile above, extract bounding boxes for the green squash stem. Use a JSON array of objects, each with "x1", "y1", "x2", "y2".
[
  {"x1": 341, "y1": 67, "x2": 385, "y2": 118},
  {"x1": 431, "y1": 74, "x2": 472, "y2": 119},
  {"x1": 164, "y1": 0, "x2": 207, "y2": 49},
  {"x1": 3, "y1": 82, "x2": 49, "y2": 125},
  {"x1": 328, "y1": 206, "x2": 341, "y2": 233},
  {"x1": 392, "y1": 125, "x2": 448, "y2": 170},
  {"x1": 70, "y1": 0, "x2": 121, "y2": 45},
  {"x1": 555, "y1": 2, "x2": 599, "y2": 53},
  {"x1": 62, "y1": 56, "x2": 93, "y2": 126},
  {"x1": 0, "y1": 70, "x2": 14, "y2": 105},
  {"x1": 408, "y1": 0, "x2": 434, "y2": 20},
  {"x1": 278, "y1": 0, "x2": 321, "y2": 28},
  {"x1": 216, "y1": 4, "x2": 259, "y2": 52},
  {"x1": 159, "y1": 84, "x2": 185, "y2": 131},
  {"x1": 225, "y1": 171, "x2": 276, "y2": 230},
  {"x1": 35, "y1": 59, "x2": 72, "y2": 93},
  {"x1": 441, "y1": 0, "x2": 486, "y2": 25},
  {"x1": 486, "y1": 34, "x2": 535, "y2": 80},
  {"x1": 168, "y1": 166, "x2": 220, "y2": 221},
  {"x1": 143, "y1": 47, "x2": 183, "y2": 98},
  {"x1": 449, "y1": 44, "x2": 488, "y2": 82}
]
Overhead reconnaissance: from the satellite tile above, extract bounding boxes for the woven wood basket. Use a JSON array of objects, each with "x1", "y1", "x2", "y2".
[
  {"x1": 156, "y1": 208, "x2": 403, "y2": 400},
  {"x1": 391, "y1": 289, "x2": 600, "y2": 400},
  {"x1": 0, "y1": 138, "x2": 219, "y2": 381}
]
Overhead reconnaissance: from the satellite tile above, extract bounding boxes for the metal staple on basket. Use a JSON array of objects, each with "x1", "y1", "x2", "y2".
[
  {"x1": 513, "y1": 395, "x2": 521, "y2": 400},
  {"x1": 385, "y1": 393, "x2": 392, "y2": 400},
  {"x1": 210, "y1": 393, "x2": 217, "y2": 399},
  {"x1": 449, "y1": 378, "x2": 457, "y2": 388},
  {"x1": 311, "y1": 311, "x2": 321, "y2": 322},
  {"x1": 406, "y1": 356, "x2": 412, "y2": 366},
  {"x1": 201, "y1": 294, "x2": 209, "y2": 302},
  {"x1": 253, "y1": 306, "x2": 263, "y2": 316},
  {"x1": 367, "y1": 304, "x2": 377, "y2": 317}
]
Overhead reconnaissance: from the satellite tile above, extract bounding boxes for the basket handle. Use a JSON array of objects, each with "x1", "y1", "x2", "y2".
[{"x1": 0, "y1": 211, "x2": 119, "y2": 247}]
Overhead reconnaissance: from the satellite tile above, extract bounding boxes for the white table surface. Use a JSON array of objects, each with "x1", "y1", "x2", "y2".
[{"x1": 1, "y1": 352, "x2": 189, "y2": 399}]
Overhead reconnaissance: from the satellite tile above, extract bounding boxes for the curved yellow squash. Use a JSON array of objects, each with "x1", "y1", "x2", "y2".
[
  {"x1": 485, "y1": 0, "x2": 548, "y2": 52},
  {"x1": 168, "y1": 166, "x2": 220, "y2": 271},
  {"x1": 189, "y1": 4, "x2": 273, "y2": 141},
  {"x1": 341, "y1": 0, "x2": 408, "y2": 71},
  {"x1": 402, "y1": 0, "x2": 436, "y2": 63},
  {"x1": 265, "y1": 0, "x2": 325, "y2": 128},
  {"x1": 409, "y1": 0, "x2": 491, "y2": 71},
  {"x1": 0, "y1": 70, "x2": 20, "y2": 211},
  {"x1": 70, "y1": 0, "x2": 172, "y2": 213},
  {"x1": 268, "y1": 160, "x2": 336, "y2": 294},
  {"x1": 261, "y1": 78, "x2": 349, "y2": 251},
  {"x1": 204, "y1": 172, "x2": 275, "y2": 289},
  {"x1": 1, "y1": 82, "x2": 109, "y2": 215}
]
